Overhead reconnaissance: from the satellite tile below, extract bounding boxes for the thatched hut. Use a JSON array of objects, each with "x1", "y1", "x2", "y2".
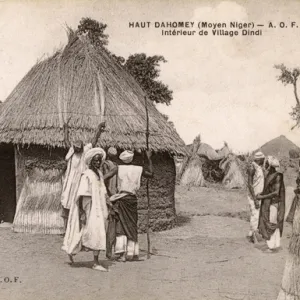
[
  {"x1": 219, "y1": 154, "x2": 246, "y2": 189},
  {"x1": 176, "y1": 138, "x2": 245, "y2": 189},
  {"x1": 179, "y1": 136, "x2": 205, "y2": 187},
  {"x1": 0, "y1": 30, "x2": 186, "y2": 234}
]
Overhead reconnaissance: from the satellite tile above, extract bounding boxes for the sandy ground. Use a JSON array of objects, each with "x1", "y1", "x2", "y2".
[{"x1": 0, "y1": 185, "x2": 295, "y2": 300}]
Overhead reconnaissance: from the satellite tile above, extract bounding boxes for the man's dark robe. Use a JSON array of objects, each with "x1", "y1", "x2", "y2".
[
  {"x1": 258, "y1": 172, "x2": 285, "y2": 240},
  {"x1": 105, "y1": 194, "x2": 138, "y2": 258}
]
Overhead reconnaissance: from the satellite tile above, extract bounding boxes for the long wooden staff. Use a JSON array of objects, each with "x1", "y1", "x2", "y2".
[{"x1": 144, "y1": 96, "x2": 151, "y2": 259}]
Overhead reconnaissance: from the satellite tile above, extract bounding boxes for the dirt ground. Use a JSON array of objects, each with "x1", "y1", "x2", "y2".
[{"x1": 0, "y1": 184, "x2": 295, "y2": 300}]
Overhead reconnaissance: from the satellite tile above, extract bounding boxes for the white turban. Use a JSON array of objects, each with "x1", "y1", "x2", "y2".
[
  {"x1": 253, "y1": 151, "x2": 265, "y2": 160},
  {"x1": 267, "y1": 156, "x2": 280, "y2": 170},
  {"x1": 84, "y1": 148, "x2": 106, "y2": 166},
  {"x1": 119, "y1": 150, "x2": 134, "y2": 164}
]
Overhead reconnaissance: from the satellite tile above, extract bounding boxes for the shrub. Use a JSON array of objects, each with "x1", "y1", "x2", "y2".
[{"x1": 289, "y1": 149, "x2": 300, "y2": 159}]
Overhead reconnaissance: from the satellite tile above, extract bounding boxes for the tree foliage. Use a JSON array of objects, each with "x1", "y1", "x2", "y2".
[
  {"x1": 77, "y1": 17, "x2": 173, "y2": 105},
  {"x1": 77, "y1": 17, "x2": 109, "y2": 47},
  {"x1": 275, "y1": 64, "x2": 300, "y2": 128},
  {"x1": 124, "y1": 54, "x2": 173, "y2": 105},
  {"x1": 289, "y1": 148, "x2": 300, "y2": 159}
]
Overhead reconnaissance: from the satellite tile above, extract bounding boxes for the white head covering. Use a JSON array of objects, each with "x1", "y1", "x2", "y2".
[
  {"x1": 119, "y1": 150, "x2": 134, "y2": 164},
  {"x1": 267, "y1": 156, "x2": 280, "y2": 171},
  {"x1": 107, "y1": 147, "x2": 117, "y2": 156},
  {"x1": 253, "y1": 151, "x2": 265, "y2": 160},
  {"x1": 84, "y1": 148, "x2": 106, "y2": 166}
]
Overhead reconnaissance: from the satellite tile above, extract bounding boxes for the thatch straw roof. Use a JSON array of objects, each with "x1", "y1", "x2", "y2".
[
  {"x1": 197, "y1": 143, "x2": 230, "y2": 160},
  {"x1": 0, "y1": 31, "x2": 186, "y2": 154}
]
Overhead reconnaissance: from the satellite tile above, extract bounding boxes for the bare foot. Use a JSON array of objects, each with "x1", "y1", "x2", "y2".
[
  {"x1": 116, "y1": 253, "x2": 126, "y2": 262},
  {"x1": 92, "y1": 264, "x2": 108, "y2": 272},
  {"x1": 254, "y1": 243, "x2": 268, "y2": 251},
  {"x1": 127, "y1": 255, "x2": 140, "y2": 262},
  {"x1": 263, "y1": 249, "x2": 274, "y2": 253}
]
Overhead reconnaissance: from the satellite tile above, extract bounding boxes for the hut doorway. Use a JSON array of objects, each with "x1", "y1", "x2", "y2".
[{"x1": 0, "y1": 144, "x2": 16, "y2": 223}]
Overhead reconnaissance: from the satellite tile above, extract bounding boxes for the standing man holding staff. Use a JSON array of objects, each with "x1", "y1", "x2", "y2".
[
  {"x1": 60, "y1": 121, "x2": 106, "y2": 232},
  {"x1": 104, "y1": 150, "x2": 153, "y2": 262}
]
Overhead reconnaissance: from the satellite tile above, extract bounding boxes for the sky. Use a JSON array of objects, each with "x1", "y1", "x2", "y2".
[{"x1": 1, "y1": 0, "x2": 300, "y2": 153}]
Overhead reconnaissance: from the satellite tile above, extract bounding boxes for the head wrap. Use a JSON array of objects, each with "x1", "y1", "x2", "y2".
[
  {"x1": 253, "y1": 151, "x2": 265, "y2": 160},
  {"x1": 267, "y1": 156, "x2": 280, "y2": 171},
  {"x1": 119, "y1": 150, "x2": 134, "y2": 164},
  {"x1": 73, "y1": 140, "x2": 83, "y2": 149},
  {"x1": 84, "y1": 148, "x2": 106, "y2": 167},
  {"x1": 107, "y1": 147, "x2": 117, "y2": 156}
]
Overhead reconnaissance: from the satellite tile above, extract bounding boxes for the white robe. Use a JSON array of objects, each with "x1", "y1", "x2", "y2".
[
  {"x1": 61, "y1": 143, "x2": 92, "y2": 210},
  {"x1": 62, "y1": 169, "x2": 108, "y2": 255},
  {"x1": 248, "y1": 162, "x2": 264, "y2": 235},
  {"x1": 266, "y1": 204, "x2": 281, "y2": 249}
]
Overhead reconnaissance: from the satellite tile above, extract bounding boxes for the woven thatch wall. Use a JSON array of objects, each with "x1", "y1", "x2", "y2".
[
  {"x1": 13, "y1": 146, "x2": 66, "y2": 234},
  {"x1": 180, "y1": 157, "x2": 205, "y2": 187},
  {"x1": 13, "y1": 146, "x2": 176, "y2": 234}
]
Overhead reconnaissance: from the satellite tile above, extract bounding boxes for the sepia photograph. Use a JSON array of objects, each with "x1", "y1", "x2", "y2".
[{"x1": 0, "y1": 0, "x2": 300, "y2": 299}]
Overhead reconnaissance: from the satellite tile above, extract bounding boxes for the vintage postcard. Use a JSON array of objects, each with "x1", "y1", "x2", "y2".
[{"x1": 0, "y1": 0, "x2": 300, "y2": 299}]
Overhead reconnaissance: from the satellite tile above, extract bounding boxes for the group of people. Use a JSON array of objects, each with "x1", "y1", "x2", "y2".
[
  {"x1": 247, "y1": 151, "x2": 285, "y2": 252},
  {"x1": 60, "y1": 121, "x2": 153, "y2": 272}
]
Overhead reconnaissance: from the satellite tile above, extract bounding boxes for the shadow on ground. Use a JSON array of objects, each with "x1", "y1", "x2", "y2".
[{"x1": 175, "y1": 213, "x2": 192, "y2": 227}]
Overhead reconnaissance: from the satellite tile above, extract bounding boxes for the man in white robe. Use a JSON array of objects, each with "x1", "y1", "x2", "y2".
[
  {"x1": 247, "y1": 151, "x2": 265, "y2": 243},
  {"x1": 62, "y1": 148, "x2": 109, "y2": 272},
  {"x1": 60, "y1": 121, "x2": 106, "y2": 231}
]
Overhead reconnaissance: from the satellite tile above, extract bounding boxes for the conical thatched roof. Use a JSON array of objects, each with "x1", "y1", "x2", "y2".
[{"x1": 0, "y1": 31, "x2": 186, "y2": 154}]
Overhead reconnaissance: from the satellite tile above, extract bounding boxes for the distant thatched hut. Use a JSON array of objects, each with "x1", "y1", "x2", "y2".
[
  {"x1": 177, "y1": 138, "x2": 245, "y2": 189},
  {"x1": 219, "y1": 154, "x2": 246, "y2": 189},
  {"x1": 0, "y1": 30, "x2": 186, "y2": 234},
  {"x1": 179, "y1": 136, "x2": 205, "y2": 187}
]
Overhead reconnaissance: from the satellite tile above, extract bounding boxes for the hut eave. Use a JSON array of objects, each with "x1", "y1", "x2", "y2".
[{"x1": 0, "y1": 128, "x2": 187, "y2": 155}]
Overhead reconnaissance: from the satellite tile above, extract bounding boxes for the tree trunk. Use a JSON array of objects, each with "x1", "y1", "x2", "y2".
[{"x1": 293, "y1": 81, "x2": 300, "y2": 105}]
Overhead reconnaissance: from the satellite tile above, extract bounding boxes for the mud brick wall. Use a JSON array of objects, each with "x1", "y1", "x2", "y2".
[{"x1": 136, "y1": 152, "x2": 176, "y2": 233}]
